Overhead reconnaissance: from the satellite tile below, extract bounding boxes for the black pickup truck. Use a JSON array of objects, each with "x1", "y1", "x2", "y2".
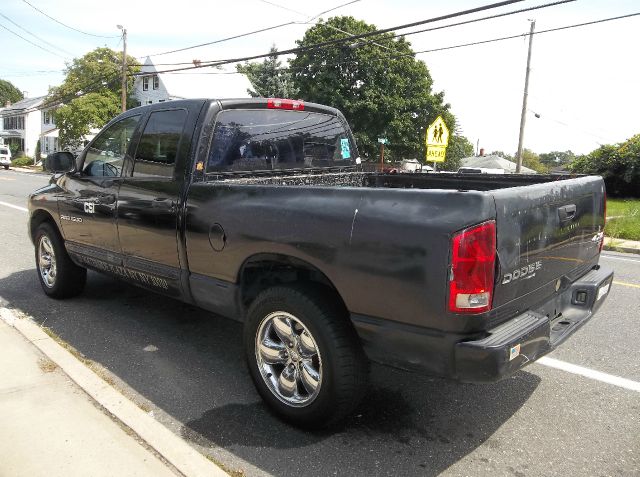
[{"x1": 29, "y1": 98, "x2": 613, "y2": 427}]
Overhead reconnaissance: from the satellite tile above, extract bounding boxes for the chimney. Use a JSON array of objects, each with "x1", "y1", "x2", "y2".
[
  {"x1": 4, "y1": 101, "x2": 10, "y2": 108},
  {"x1": 479, "y1": 148, "x2": 485, "y2": 157}
]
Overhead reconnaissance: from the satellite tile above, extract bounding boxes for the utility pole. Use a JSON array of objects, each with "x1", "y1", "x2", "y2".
[
  {"x1": 118, "y1": 25, "x2": 127, "y2": 113},
  {"x1": 516, "y1": 20, "x2": 535, "y2": 174}
]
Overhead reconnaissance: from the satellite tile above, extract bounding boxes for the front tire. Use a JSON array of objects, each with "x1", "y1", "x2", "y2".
[
  {"x1": 34, "y1": 222, "x2": 86, "y2": 298},
  {"x1": 3, "y1": 165, "x2": 8, "y2": 170},
  {"x1": 245, "y1": 284, "x2": 368, "y2": 428}
]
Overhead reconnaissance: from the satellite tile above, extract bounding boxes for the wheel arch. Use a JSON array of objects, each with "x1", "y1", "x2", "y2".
[
  {"x1": 237, "y1": 253, "x2": 348, "y2": 315},
  {"x1": 29, "y1": 209, "x2": 58, "y2": 243}
]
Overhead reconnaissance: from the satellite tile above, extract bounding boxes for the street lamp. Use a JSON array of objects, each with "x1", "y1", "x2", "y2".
[{"x1": 117, "y1": 25, "x2": 127, "y2": 113}]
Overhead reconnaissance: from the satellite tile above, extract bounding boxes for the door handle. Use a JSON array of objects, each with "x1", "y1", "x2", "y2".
[{"x1": 558, "y1": 204, "x2": 577, "y2": 222}]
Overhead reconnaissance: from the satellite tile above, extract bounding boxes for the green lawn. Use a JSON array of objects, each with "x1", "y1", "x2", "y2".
[{"x1": 605, "y1": 198, "x2": 640, "y2": 241}]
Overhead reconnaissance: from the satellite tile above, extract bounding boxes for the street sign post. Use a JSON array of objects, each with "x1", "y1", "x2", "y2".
[
  {"x1": 378, "y1": 138, "x2": 388, "y2": 171},
  {"x1": 425, "y1": 116, "x2": 449, "y2": 166}
]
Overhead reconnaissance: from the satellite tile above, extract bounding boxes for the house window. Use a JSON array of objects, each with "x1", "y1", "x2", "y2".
[
  {"x1": 159, "y1": 99, "x2": 165, "y2": 103},
  {"x1": 44, "y1": 138, "x2": 50, "y2": 152},
  {"x1": 153, "y1": 75, "x2": 159, "y2": 90},
  {"x1": 43, "y1": 111, "x2": 50, "y2": 124},
  {"x1": 143, "y1": 76, "x2": 149, "y2": 91},
  {"x1": 3, "y1": 115, "x2": 25, "y2": 130}
]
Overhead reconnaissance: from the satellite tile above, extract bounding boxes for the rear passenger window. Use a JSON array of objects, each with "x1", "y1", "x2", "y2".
[
  {"x1": 207, "y1": 109, "x2": 356, "y2": 172},
  {"x1": 133, "y1": 109, "x2": 187, "y2": 178}
]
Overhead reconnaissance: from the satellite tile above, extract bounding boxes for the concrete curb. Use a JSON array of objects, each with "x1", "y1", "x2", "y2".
[
  {"x1": 603, "y1": 237, "x2": 640, "y2": 255},
  {"x1": 0, "y1": 308, "x2": 228, "y2": 477},
  {"x1": 9, "y1": 166, "x2": 48, "y2": 174}
]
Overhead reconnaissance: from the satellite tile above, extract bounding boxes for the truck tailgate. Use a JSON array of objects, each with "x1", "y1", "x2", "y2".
[{"x1": 491, "y1": 176, "x2": 606, "y2": 311}]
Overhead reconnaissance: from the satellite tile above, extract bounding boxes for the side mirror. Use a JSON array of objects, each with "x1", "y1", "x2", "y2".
[{"x1": 45, "y1": 152, "x2": 75, "y2": 173}]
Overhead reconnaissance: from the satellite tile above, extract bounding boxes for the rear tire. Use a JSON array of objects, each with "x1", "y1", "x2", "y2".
[
  {"x1": 244, "y1": 284, "x2": 368, "y2": 428},
  {"x1": 34, "y1": 222, "x2": 86, "y2": 298},
  {"x1": 3, "y1": 165, "x2": 8, "y2": 170}
]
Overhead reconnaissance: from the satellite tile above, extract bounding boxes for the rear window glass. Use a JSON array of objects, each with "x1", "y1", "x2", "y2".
[
  {"x1": 207, "y1": 109, "x2": 356, "y2": 172},
  {"x1": 0, "y1": 148, "x2": 9, "y2": 155}
]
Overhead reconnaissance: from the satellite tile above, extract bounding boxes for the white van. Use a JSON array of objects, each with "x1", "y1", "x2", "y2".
[{"x1": 0, "y1": 146, "x2": 11, "y2": 170}]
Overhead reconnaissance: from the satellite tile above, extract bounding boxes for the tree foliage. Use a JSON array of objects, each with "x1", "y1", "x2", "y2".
[
  {"x1": 289, "y1": 17, "x2": 454, "y2": 160},
  {"x1": 48, "y1": 48, "x2": 140, "y2": 149},
  {"x1": 0, "y1": 79, "x2": 23, "y2": 105},
  {"x1": 441, "y1": 134, "x2": 474, "y2": 171},
  {"x1": 539, "y1": 150, "x2": 575, "y2": 167},
  {"x1": 236, "y1": 45, "x2": 298, "y2": 98},
  {"x1": 521, "y1": 148, "x2": 548, "y2": 173},
  {"x1": 570, "y1": 134, "x2": 640, "y2": 197}
]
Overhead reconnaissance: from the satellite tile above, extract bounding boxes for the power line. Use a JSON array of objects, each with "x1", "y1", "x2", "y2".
[
  {"x1": 132, "y1": 8, "x2": 640, "y2": 79},
  {"x1": 20, "y1": 0, "x2": 119, "y2": 38},
  {"x1": 134, "y1": 0, "x2": 574, "y2": 69},
  {"x1": 411, "y1": 11, "x2": 640, "y2": 55},
  {"x1": 0, "y1": 11, "x2": 75, "y2": 57},
  {"x1": 256, "y1": 0, "x2": 396, "y2": 53},
  {"x1": 0, "y1": 22, "x2": 67, "y2": 59},
  {"x1": 139, "y1": 0, "x2": 528, "y2": 75},
  {"x1": 141, "y1": 0, "x2": 362, "y2": 58},
  {"x1": 141, "y1": 21, "x2": 297, "y2": 58}
]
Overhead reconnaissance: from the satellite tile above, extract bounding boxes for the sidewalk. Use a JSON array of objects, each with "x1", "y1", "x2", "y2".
[
  {"x1": 0, "y1": 311, "x2": 227, "y2": 477},
  {"x1": 603, "y1": 237, "x2": 640, "y2": 255}
]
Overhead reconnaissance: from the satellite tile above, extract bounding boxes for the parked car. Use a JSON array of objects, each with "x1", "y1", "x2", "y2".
[
  {"x1": 0, "y1": 146, "x2": 11, "y2": 169},
  {"x1": 29, "y1": 98, "x2": 612, "y2": 428}
]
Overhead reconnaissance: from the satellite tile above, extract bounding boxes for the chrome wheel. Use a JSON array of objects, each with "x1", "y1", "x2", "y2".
[
  {"x1": 38, "y1": 235, "x2": 57, "y2": 288},
  {"x1": 255, "y1": 311, "x2": 322, "y2": 407}
]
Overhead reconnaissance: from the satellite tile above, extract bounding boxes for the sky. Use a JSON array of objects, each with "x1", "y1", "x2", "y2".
[{"x1": 1, "y1": 0, "x2": 639, "y2": 155}]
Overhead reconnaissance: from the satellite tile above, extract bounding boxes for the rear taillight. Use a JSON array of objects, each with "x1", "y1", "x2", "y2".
[
  {"x1": 267, "y1": 98, "x2": 304, "y2": 111},
  {"x1": 599, "y1": 192, "x2": 607, "y2": 252},
  {"x1": 448, "y1": 220, "x2": 496, "y2": 314}
]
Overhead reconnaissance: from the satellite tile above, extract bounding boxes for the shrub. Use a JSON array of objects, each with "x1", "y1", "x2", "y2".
[
  {"x1": 12, "y1": 156, "x2": 33, "y2": 167},
  {"x1": 570, "y1": 134, "x2": 640, "y2": 198}
]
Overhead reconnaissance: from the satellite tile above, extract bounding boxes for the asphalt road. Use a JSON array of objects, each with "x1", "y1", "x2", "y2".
[{"x1": 1, "y1": 168, "x2": 638, "y2": 477}]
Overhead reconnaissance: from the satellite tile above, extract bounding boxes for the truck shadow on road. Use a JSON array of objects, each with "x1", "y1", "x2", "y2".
[{"x1": 1, "y1": 269, "x2": 540, "y2": 477}]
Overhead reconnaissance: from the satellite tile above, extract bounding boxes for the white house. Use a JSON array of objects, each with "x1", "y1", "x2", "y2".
[
  {"x1": 40, "y1": 107, "x2": 59, "y2": 157},
  {"x1": 0, "y1": 96, "x2": 44, "y2": 157},
  {"x1": 132, "y1": 57, "x2": 253, "y2": 107}
]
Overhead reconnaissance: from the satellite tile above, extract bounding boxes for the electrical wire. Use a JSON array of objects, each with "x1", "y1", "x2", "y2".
[
  {"x1": 140, "y1": 0, "x2": 362, "y2": 58},
  {"x1": 137, "y1": 0, "x2": 574, "y2": 69},
  {"x1": 0, "y1": 11, "x2": 76, "y2": 57},
  {"x1": 12, "y1": 7, "x2": 640, "y2": 117},
  {"x1": 0, "y1": 22, "x2": 68, "y2": 59},
  {"x1": 411, "y1": 11, "x2": 640, "y2": 55},
  {"x1": 20, "y1": 0, "x2": 119, "y2": 38},
  {"x1": 144, "y1": 9, "x2": 640, "y2": 79},
  {"x1": 137, "y1": 0, "x2": 528, "y2": 74}
]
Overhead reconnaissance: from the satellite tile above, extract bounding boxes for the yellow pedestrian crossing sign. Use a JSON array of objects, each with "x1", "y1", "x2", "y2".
[
  {"x1": 426, "y1": 116, "x2": 449, "y2": 163},
  {"x1": 426, "y1": 116, "x2": 449, "y2": 147}
]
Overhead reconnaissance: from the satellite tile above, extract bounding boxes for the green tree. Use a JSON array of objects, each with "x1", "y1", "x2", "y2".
[
  {"x1": 236, "y1": 45, "x2": 299, "y2": 98},
  {"x1": 539, "y1": 150, "x2": 575, "y2": 167},
  {"x1": 570, "y1": 135, "x2": 640, "y2": 197},
  {"x1": 48, "y1": 48, "x2": 140, "y2": 149},
  {"x1": 289, "y1": 17, "x2": 454, "y2": 160},
  {"x1": 441, "y1": 134, "x2": 474, "y2": 171},
  {"x1": 0, "y1": 79, "x2": 23, "y2": 105},
  {"x1": 522, "y1": 148, "x2": 547, "y2": 173}
]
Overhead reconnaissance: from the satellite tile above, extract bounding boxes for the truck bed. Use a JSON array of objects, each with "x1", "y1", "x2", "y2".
[{"x1": 210, "y1": 170, "x2": 579, "y2": 191}]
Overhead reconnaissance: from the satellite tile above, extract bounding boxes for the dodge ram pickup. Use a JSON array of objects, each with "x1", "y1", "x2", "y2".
[{"x1": 29, "y1": 98, "x2": 613, "y2": 427}]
